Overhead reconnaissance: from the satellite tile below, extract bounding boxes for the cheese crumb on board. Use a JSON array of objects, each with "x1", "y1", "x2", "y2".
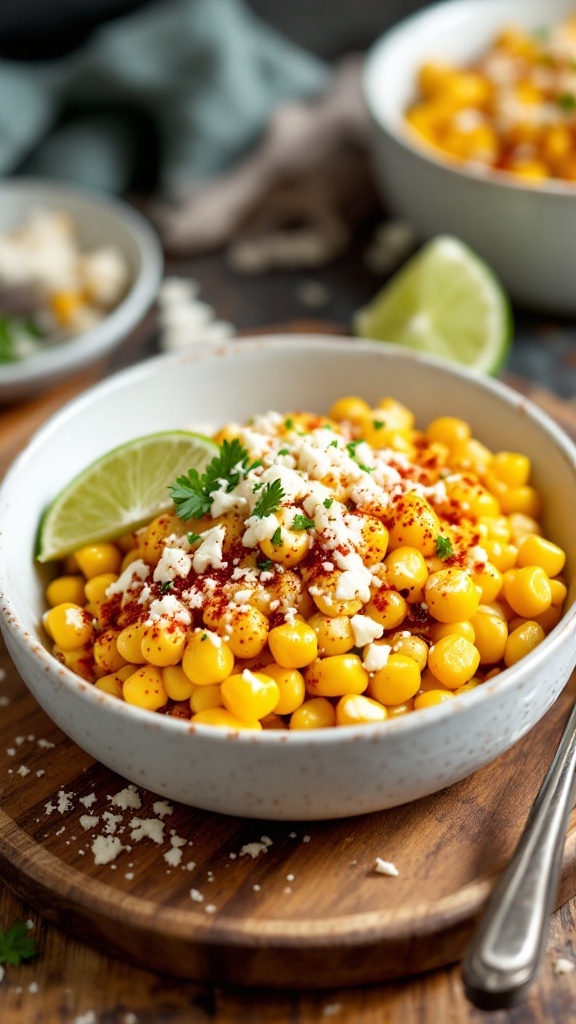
[
  {"x1": 91, "y1": 836, "x2": 126, "y2": 865},
  {"x1": 554, "y1": 957, "x2": 575, "y2": 974},
  {"x1": 110, "y1": 785, "x2": 142, "y2": 810},
  {"x1": 374, "y1": 857, "x2": 399, "y2": 877},
  {"x1": 129, "y1": 818, "x2": 165, "y2": 844}
]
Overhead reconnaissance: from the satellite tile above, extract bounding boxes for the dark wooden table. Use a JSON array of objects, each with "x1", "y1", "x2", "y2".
[{"x1": 2, "y1": 240, "x2": 576, "y2": 1023}]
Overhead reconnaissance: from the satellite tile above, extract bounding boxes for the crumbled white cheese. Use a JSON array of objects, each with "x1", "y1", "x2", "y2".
[
  {"x1": 554, "y1": 957, "x2": 575, "y2": 974},
  {"x1": 190, "y1": 888, "x2": 204, "y2": 903},
  {"x1": 153, "y1": 547, "x2": 192, "y2": 584},
  {"x1": 146, "y1": 593, "x2": 192, "y2": 626},
  {"x1": 239, "y1": 841, "x2": 269, "y2": 859},
  {"x1": 350, "y1": 614, "x2": 384, "y2": 647},
  {"x1": 79, "y1": 815, "x2": 100, "y2": 831},
  {"x1": 374, "y1": 857, "x2": 399, "y2": 877},
  {"x1": 91, "y1": 835, "x2": 125, "y2": 865},
  {"x1": 192, "y1": 525, "x2": 227, "y2": 573},
  {"x1": 105, "y1": 559, "x2": 149, "y2": 602},
  {"x1": 153, "y1": 800, "x2": 174, "y2": 818},
  {"x1": 363, "y1": 643, "x2": 391, "y2": 673},
  {"x1": 129, "y1": 817, "x2": 165, "y2": 844}
]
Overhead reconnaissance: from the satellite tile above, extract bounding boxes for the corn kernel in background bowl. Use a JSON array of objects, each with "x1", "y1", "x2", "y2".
[
  {"x1": 0, "y1": 178, "x2": 163, "y2": 401},
  {"x1": 1, "y1": 336, "x2": 576, "y2": 820},
  {"x1": 364, "y1": 0, "x2": 576, "y2": 314}
]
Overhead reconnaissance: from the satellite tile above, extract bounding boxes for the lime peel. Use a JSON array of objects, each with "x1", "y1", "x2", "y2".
[
  {"x1": 36, "y1": 430, "x2": 219, "y2": 563},
  {"x1": 354, "y1": 234, "x2": 513, "y2": 376}
]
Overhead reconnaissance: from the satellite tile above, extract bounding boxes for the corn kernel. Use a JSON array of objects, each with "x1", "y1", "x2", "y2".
[
  {"x1": 182, "y1": 629, "x2": 235, "y2": 685},
  {"x1": 336, "y1": 694, "x2": 387, "y2": 726},
  {"x1": 305, "y1": 654, "x2": 368, "y2": 697},
  {"x1": 123, "y1": 665, "x2": 168, "y2": 710},
  {"x1": 290, "y1": 697, "x2": 336, "y2": 730},
  {"x1": 427, "y1": 635, "x2": 480, "y2": 689},
  {"x1": 268, "y1": 619, "x2": 318, "y2": 668},
  {"x1": 46, "y1": 575, "x2": 86, "y2": 608},
  {"x1": 221, "y1": 670, "x2": 280, "y2": 723}
]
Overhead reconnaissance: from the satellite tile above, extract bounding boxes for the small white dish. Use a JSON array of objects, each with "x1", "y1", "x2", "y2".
[
  {"x1": 0, "y1": 178, "x2": 163, "y2": 401},
  {"x1": 1, "y1": 336, "x2": 575, "y2": 820},
  {"x1": 364, "y1": 0, "x2": 576, "y2": 313}
]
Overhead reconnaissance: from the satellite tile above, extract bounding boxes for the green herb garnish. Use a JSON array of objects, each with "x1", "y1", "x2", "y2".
[
  {"x1": 436, "y1": 535, "x2": 453, "y2": 560},
  {"x1": 323, "y1": 498, "x2": 333, "y2": 509},
  {"x1": 292, "y1": 513, "x2": 315, "y2": 531},
  {"x1": 253, "y1": 480, "x2": 285, "y2": 518},
  {"x1": 257, "y1": 557, "x2": 273, "y2": 571},
  {"x1": 171, "y1": 439, "x2": 250, "y2": 520},
  {"x1": 271, "y1": 526, "x2": 283, "y2": 547},
  {"x1": 160, "y1": 581, "x2": 174, "y2": 594},
  {"x1": 187, "y1": 531, "x2": 202, "y2": 545},
  {"x1": 558, "y1": 92, "x2": 576, "y2": 112},
  {"x1": 0, "y1": 921, "x2": 38, "y2": 967}
]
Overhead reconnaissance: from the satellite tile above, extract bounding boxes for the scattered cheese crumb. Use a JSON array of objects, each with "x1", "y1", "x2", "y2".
[
  {"x1": 129, "y1": 817, "x2": 165, "y2": 844},
  {"x1": 554, "y1": 957, "x2": 575, "y2": 974},
  {"x1": 374, "y1": 857, "x2": 399, "y2": 877},
  {"x1": 303, "y1": 835, "x2": 311, "y2": 843},
  {"x1": 74, "y1": 1013, "x2": 97, "y2": 1024},
  {"x1": 28, "y1": 981, "x2": 39, "y2": 994},
  {"x1": 0, "y1": 695, "x2": 10, "y2": 707},
  {"x1": 17, "y1": 765, "x2": 30, "y2": 777},
  {"x1": 91, "y1": 835, "x2": 125, "y2": 865},
  {"x1": 153, "y1": 800, "x2": 174, "y2": 818},
  {"x1": 190, "y1": 889, "x2": 204, "y2": 903},
  {"x1": 253, "y1": 884, "x2": 261, "y2": 892},
  {"x1": 322, "y1": 1003, "x2": 343, "y2": 1017},
  {"x1": 79, "y1": 815, "x2": 100, "y2": 831},
  {"x1": 239, "y1": 842, "x2": 269, "y2": 859},
  {"x1": 79, "y1": 794, "x2": 97, "y2": 808},
  {"x1": 205, "y1": 904, "x2": 217, "y2": 914},
  {"x1": 110, "y1": 785, "x2": 141, "y2": 810}
]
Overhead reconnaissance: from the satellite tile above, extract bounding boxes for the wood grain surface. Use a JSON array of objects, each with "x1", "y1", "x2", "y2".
[{"x1": 2, "y1": 341, "x2": 576, "y2": 1021}]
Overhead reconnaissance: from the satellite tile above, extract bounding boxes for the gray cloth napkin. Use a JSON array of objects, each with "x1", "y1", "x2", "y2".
[{"x1": 0, "y1": 0, "x2": 328, "y2": 195}]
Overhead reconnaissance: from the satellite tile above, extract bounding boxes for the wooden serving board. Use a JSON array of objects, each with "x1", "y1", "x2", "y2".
[{"x1": 2, "y1": 346, "x2": 576, "y2": 990}]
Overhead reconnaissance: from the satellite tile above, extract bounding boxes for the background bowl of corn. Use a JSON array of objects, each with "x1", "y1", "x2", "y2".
[
  {"x1": 1, "y1": 336, "x2": 576, "y2": 820},
  {"x1": 364, "y1": 0, "x2": 576, "y2": 313},
  {"x1": 0, "y1": 177, "x2": 162, "y2": 402}
]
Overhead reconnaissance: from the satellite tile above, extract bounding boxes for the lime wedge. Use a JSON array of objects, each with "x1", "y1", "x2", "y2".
[
  {"x1": 36, "y1": 431, "x2": 219, "y2": 562},
  {"x1": 354, "y1": 235, "x2": 513, "y2": 375}
]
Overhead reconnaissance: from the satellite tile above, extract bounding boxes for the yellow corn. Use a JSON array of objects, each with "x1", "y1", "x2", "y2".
[
  {"x1": 260, "y1": 663, "x2": 305, "y2": 715},
  {"x1": 384, "y1": 546, "x2": 428, "y2": 603},
  {"x1": 221, "y1": 670, "x2": 280, "y2": 723},
  {"x1": 368, "y1": 654, "x2": 421, "y2": 705},
  {"x1": 43, "y1": 602, "x2": 94, "y2": 651},
  {"x1": 335, "y1": 694, "x2": 387, "y2": 726},
  {"x1": 307, "y1": 613, "x2": 355, "y2": 656},
  {"x1": 268, "y1": 619, "x2": 318, "y2": 668},
  {"x1": 504, "y1": 565, "x2": 552, "y2": 618},
  {"x1": 116, "y1": 620, "x2": 148, "y2": 664},
  {"x1": 74, "y1": 543, "x2": 122, "y2": 580},
  {"x1": 425, "y1": 568, "x2": 480, "y2": 623},
  {"x1": 46, "y1": 575, "x2": 86, "y2": 608},
  {"x1": 123, "y1": 665, "x2": 168, "y2": 710},
  {"x1": 182, "y1": 629, "x2": 235, "y2": 685},
  {"x1": 192, "y1": 708, "x2": 261, "y2": 730},
  {"x1": 470, "y1": 610, "x2": 508, "y2": 664},
  {"x1": 516, "y1": 535, "x2": 566, "y2": 578},
  {"x1": 304, "y1": 654, "x2": 368, "y2": 698},
  {"x1": 504, "y1": 621, "x2": 545, "y2": 666},
  {"x1": 290, "y1": 697, "x2": 336, "y2": 730},
  {"x1": 162, "y1": 665, "x2": 195, "y2": 701},
  {"x1": 427, "y1": 635, "x2": 480, "y2": 689}
]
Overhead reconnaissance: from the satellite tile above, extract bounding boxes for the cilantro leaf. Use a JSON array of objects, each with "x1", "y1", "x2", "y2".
[
  {"x1": 323, "y1": 498, "x2": 333, "y2": 509},
  {"x1": 0, "y1": 921, "x2": 38, "y2": 966},
  {"x1": 271, "y1": 526, "x2": 282, "y2": 547},
  {"x1": 436, "y1": 535, "x2": 453, "y2": 560},
  {"x1": 292, "y1": 513, "x2": 315, "y2": 531},
  {"x1": 257, "y1": 557, "x2": 273, "y2": 571},
  {"x1": 171, "y1": 439, "x2": 250, "y2": 521},
  {"x1": 253, "y1": 480, "x2": 285, "y2": 519},
  {"x1": 160, "y1": 580, "x2": 173, "y2": 594},
  {"x1": 187, "y1": 531, "x2": 202, "y2": 545}
]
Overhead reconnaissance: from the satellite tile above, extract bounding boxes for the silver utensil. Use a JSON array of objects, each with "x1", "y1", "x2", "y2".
[{"x1": 462, "y1": 697, "x2": 576, "y2": 1010}]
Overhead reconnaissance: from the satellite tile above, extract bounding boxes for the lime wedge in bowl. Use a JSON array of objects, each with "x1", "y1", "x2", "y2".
[
  {"x1": 36, "y1": 430, "x2": 218, "y2": 562},
  {"x1": 354, "y1": 235, "x2": 513, "y2": 375}
]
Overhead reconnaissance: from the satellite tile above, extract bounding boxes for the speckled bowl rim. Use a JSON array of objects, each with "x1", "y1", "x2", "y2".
[{"x1": 1, "y1": 334, "x2": 576, "y2": 747}]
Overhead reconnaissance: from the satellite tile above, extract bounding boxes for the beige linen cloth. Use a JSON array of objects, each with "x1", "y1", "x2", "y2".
[{"x1": 151, "y1": 56, "x2": 380, "y2": 271}]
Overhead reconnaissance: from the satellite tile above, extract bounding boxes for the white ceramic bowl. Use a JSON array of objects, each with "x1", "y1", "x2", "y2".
[
  {"x1": 1, "y1": 336, "x2": 576, "y2": 820},
  {"x1": 0, "y1": 178, "x2": 163, "y2": 401},
  {"x1": 364, "y1": 0, "x2": 576, "y2": 313}
]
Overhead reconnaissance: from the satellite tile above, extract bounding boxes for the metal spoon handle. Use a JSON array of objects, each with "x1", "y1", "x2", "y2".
[{"x1": 462, "y1": 698, "x2": 576, "y2": 1011}]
